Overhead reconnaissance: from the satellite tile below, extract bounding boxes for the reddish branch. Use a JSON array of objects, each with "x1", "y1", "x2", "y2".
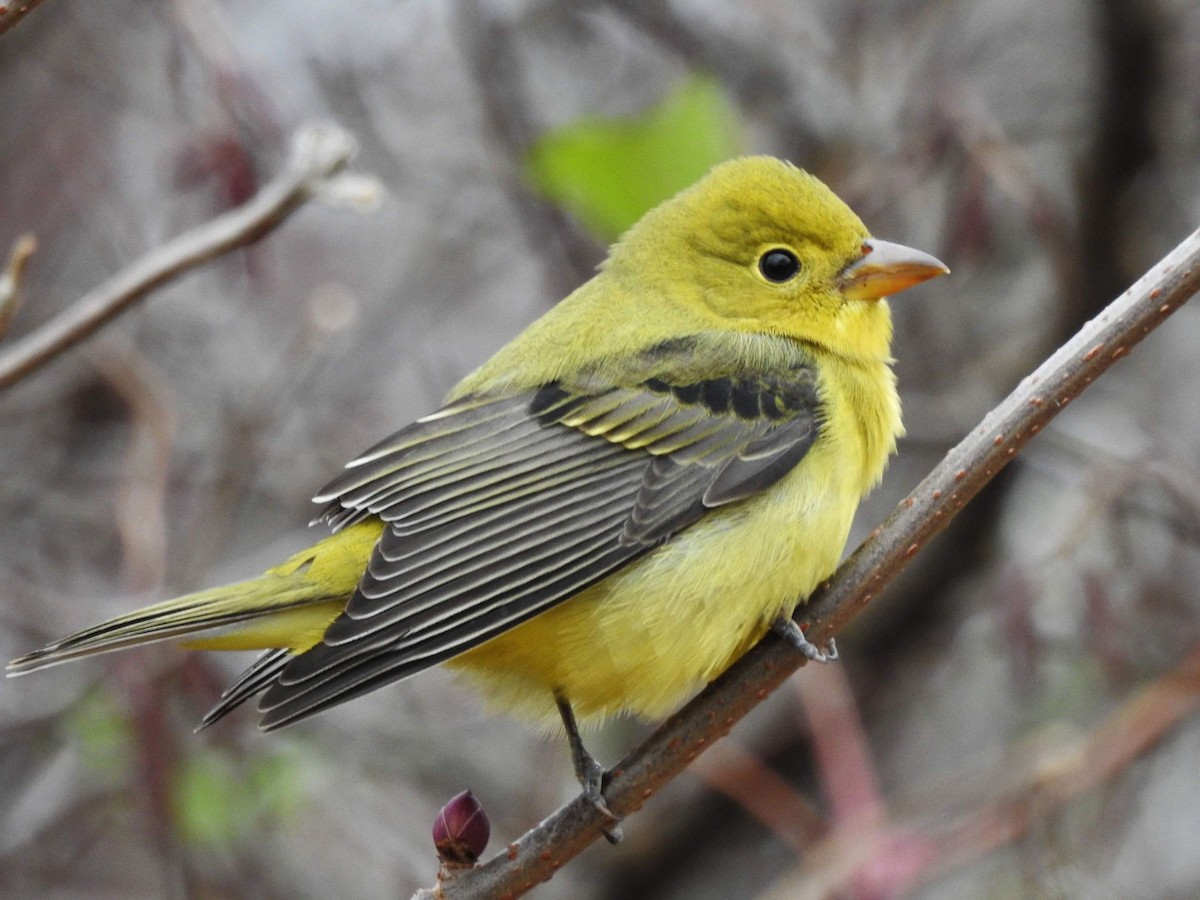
[{"x1": 772, "y1": 642, "x2": 1200, "y2": 897}]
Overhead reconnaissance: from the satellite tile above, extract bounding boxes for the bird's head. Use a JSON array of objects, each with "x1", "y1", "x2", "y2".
[{"x1": 607, "y1": 156, "x2": 948, "y2": 362}]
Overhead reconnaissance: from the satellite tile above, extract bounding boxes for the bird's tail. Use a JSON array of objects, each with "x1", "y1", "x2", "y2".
[{"x1": 6, "y1": 520, "x2": 382, "y2": 676}]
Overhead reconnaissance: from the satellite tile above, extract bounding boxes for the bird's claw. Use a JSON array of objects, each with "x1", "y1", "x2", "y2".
[
  {"x1": 578, "y1": 755, "x2": 624, "y2": 844},
  {"x1": 822, "y1": 636, "x2": 839, "y2": 661},
  {"x1": 772, "y1": 617, "x2": 837, "y2": 663},
  {"x1": 556, "y1": 691, "x2": 624, "y2": 843}
]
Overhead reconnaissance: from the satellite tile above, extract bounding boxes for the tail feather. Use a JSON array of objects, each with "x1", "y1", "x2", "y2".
[
  {"x1": 196, "y1": 648, "x2": 294, "y2": 731},
  {"x1": 6, "y1": 577, "x2": 331, "y2": 676},
  {"x1": 6, "y1": 520, "x2": 384, "y2": 726}
]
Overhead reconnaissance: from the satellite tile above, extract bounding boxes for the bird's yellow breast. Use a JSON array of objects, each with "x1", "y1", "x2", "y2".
[{"x1": 449, "y1": 347, "x2": 900, "y2": 726}]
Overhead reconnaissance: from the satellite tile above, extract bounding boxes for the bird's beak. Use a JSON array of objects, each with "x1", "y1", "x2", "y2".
[{"x1": 839, "y1": 238, "x2": 949, "y2": 301}]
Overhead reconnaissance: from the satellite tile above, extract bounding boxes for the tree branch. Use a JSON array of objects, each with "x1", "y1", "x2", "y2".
[
  {"x1": 0, "y1": 122, "x2": 368, "y2": 393},
  {"x1": 0, "y1": 0, "x2": 48, "y2": 37},
  {"x1": 432, "y1": 227, "x2": 1200, "y2": 898}
]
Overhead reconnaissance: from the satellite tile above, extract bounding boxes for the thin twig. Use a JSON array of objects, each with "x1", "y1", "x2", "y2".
[
  {"x1": 0, "y1": 123, "x2": 365, "y2": 393},
  {"x1": 431, "y1": 227, "x2": 1200, "y2": 898},
  {"x1": 454, "y1": 1, "x2": 602, "y2": 299},
  {"x1": 0, "y1": 234, "x2": 37, "y2": 340}
]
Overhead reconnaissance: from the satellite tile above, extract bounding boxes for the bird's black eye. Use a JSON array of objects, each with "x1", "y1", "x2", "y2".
[{"x1": 759, "y1": 248, "x2": 800, "y2": 283}]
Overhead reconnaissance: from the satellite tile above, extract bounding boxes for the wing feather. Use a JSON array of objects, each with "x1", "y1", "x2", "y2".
[
  {"x1": 354, "y1": 467, "x2": 643, "y2": 617},
  {"x1": 256, "y1": 337, "x2": 824, "y2": 728},
  {"x1": 199, "y1": 649, "x2": 293, "y2": 729}
]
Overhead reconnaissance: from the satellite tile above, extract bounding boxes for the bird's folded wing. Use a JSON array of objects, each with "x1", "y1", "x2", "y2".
[{"x1": 257, "y1": 338, "x2": 823, "y2": 729}]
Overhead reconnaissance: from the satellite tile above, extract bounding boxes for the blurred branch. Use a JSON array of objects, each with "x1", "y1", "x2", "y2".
[
  {"x1": 455, "y1": 2, "x2": 602, "y2": 298},
  {"x1": 0, "y1": 234, "x2": 36, "y2": 340},
  {"x1": 946, "y1": 641, "x2": 1200, "y2": 857},
  {"x1": 691, "y1": 738, "x2": 827, "y2": 853},
  {"x1": 89, "y1": 337, "x2": 178, "y2": 595},
  {"x1": 603, "y1": 0, "x2": 824, "y2": 161},
  {"x1": 792, "y1": 664, "x2": 884, "y2": 833},
  {"x1": 0, "y1": 0, "x2": 48, "y2": 37},
  {"x1": 427, "y1": 225, "x2": 1200, "y2": 898},
  {"x1": 169, "y1": 0, "x2": 284, "y2": 148},
  {"x1": 1079, "y1": 0, "x2": 1162, "y2": 315},
  {"x1": 964, "y1": 643, "x2": 1200, "y2": 840},
  {"x1": 768, "y1": 640, "x2": 1200, "y2": 898},
  {"x1": 117, "y1": 658, "x2": 190, "y2": 897},
  {"x1": 942, "y1": 93, "x2": 1082, "y2": 343},
  {"x1": 0, "y1": 122, "x2": 369, "y2": 393}
]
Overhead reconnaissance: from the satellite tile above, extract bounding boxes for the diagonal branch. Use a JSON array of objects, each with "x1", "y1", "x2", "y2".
[
  {"x1": 0, "y1": 122, "x2": 368, "y2": 393},
  {"x1": 431, "y1": 227, "x2": 1200, "y2": 898}
]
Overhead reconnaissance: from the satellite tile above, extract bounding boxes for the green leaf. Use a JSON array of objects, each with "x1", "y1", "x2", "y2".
[
  {"x1": 246, "y1": 749, "x2": 306, "y2": 821},
  {"x1": 67, "y1": 689, "x2": 134, "y2": 782},
  {"x1": 173, "y1": 753, "x2": 236, "y2": 848},
  {"x1": 172, "y1": 746, "x2": 309, "y2": 849},
  {"x1": 526, "y1": 75, "x2": 743, "y2": 240}
]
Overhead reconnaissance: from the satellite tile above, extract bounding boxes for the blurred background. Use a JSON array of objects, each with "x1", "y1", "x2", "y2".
[{"x1": 2, "y1": 1, "x2": 1199, "y2": 897}]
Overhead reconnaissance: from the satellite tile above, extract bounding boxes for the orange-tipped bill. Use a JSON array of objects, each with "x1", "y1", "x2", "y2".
[{"x1": 840, "y1": 238, "x2": 949, "y2": 301}]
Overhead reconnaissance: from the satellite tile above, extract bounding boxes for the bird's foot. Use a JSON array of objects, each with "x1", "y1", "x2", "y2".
[
  {"x1": 555, "y1": 691, "x2": 624, "y2": 844},
  {"x1": 576, "y1": 751, "x2": 624, "y2": 844},
  {"x1": 772, "y1": 616, "x2": 837, "y2": 663}
]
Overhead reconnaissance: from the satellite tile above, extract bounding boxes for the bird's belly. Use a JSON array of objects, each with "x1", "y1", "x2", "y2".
[{"x1": 448, "y1": 460, "x2": 858, "y2": 727}]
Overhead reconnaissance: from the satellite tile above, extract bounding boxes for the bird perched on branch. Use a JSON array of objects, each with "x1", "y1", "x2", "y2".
[{"x1": 10, "y1": 157, "x2": 947, "y2": 837}]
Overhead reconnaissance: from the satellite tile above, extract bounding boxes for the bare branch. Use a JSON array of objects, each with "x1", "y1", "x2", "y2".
[
  {"x1": 0, "y1": 123, "x2": 369, "y2": 393},
  {"x1": 0, "y1": 0, "x2": 48, "y2": 37},
  {"x1": 432, "y1": 226, "x2": 1200, "y2": 899}
]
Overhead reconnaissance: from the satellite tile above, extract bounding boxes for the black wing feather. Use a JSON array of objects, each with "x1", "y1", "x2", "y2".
[{"x1": 198, "y1": 648, "x2": 292, "y2": 729}]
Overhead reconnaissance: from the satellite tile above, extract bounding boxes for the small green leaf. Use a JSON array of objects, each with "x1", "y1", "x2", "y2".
[
  {"x1": 246, "y1": 749, "x2": 306, "y2": 821},
  {"x1": 67, "y1": 689, "x2": 134, "y2": 782},
  {"x1": 526, "y1": 75, "x2": 743, "y2": 239},
  {"x1": 172, "y1": 746, "x2": 309, "y2": 849},
  {"x1": 173, "y1": 753, "x2": 238, "y2": 848}
]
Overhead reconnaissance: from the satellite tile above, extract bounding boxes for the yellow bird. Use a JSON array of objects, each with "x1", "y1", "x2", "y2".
[{"x1": 9, "y1": 157, "x2": 946, "y2": 834}]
